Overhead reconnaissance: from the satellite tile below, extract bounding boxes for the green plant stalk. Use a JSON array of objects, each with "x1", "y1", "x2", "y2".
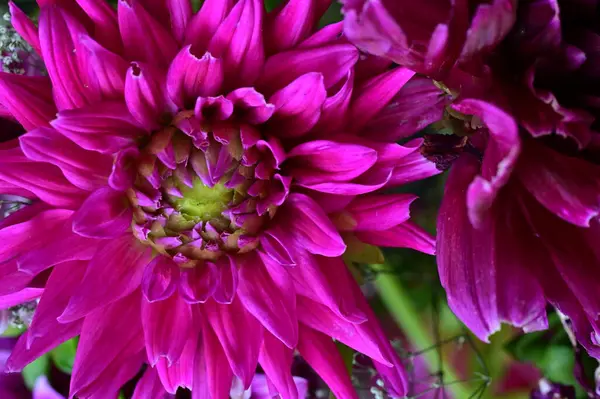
[{"x1": 375, "y1": 271, "x2": 475, "y2": 399}]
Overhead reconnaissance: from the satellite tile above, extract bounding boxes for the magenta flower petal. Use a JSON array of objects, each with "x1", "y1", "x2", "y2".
[
  {"x1": 155, "y1": 335, "x2": 196, "y2": 393},
  {"x1": 74, "y1": 351, "x2": 146, "y2": 398},
  {"x1": 260, "y1": 44, "x2": 359, "y2": 91},
  {"x1": 287, "y1": 140, "x2": 377, "y2": 184},
  {"x1": 0, "y1": 73, "x2": 56, "y2": 130},
  {"x1": 268, "y1": 73, "x2": 326, "y2": 138},
  {"x1": 334, "y1": 193, "x2": 416, "y2": 231},
  {"x1": 516, "y1": 140, "x2": 600, "y2": 228},
  {"x1": 356, "y1": 220, "x2": 436, "y2": 255},
  {"x1": 79, "y1": 34, "x2": 129, "y2": 101},
  {"x1": 458, "y1": 0, "x2": 517, "y2": 62},
  {"x1": 0, "y1": 208, "x2": 72, "y2": 264},
  {"x1": 167, "y1": 47, "x2": 223, "y2": 108},
  {"x1": 27, "y1": 261, "x2": 86, "y2": 348},
  {"x1": 125, "y1": 63, "x2": 174, "y2": 131},
  {"x1": 51, "y1": 101, "x2": 147, "y2": 154},
  {"x1": 205, "y1": 299, "x2": 262, "y2": 388},
  {"x1": 297, "y1": 325, "x2": 359, "y2": 399},
  {"x1": 212, "y1": 256, "x2": 238, "y2": 304},
  {"x1": 283, "y1": 193, "x2": 346, "y2": 257},
  {"x1": 17, "y1": 229, "x2": 97, "y2": 277},
  {"x1": 237, "y1": 254, "x2": 298, "y2": 348},
  {"x1": 178, "y1": 262, "x2": 217, "y2": 304},
  {"x1": 360, "y1": 76, "x2": 448, "y2": 142},
  {"x1": 74, "y1": 0, "x2": 122, "y2": 54},
  {"x1": 6, "y1": 320, "x2": 81, "y2": 373},
  {"x1": 438, "y1": 156, "x2": 549, "y2": 341},
  {"x1": 142, "y1": 256, "x2": 180, "y2": 303},
  {"x1": 132, "y1": 367, "x2": 169, "y2": 399},
  {"x1": 288, "y1": 251, "x2": 368, "y2": 324},
  {"x1": 454, "y1": 99, "x2": 521, "y2": 229},
  {"x1": 184, "y1": 0, "x2": 233, "y2": 51},
  {"x1": 265, "y1": 0, "x2": 320, "y2": 53},
  {"x1": 167, "y1": 0, "x2": 193, "y2": 44},
  {"x1": 8, "y1": 2, "x2": 41, "y2": 57},
  {"x1": 0, "y1": 2, "x2": 438, "y2": 396},
  {"x1": 349, "y1": 67, "x2": 415, "y2": 131},
  {"x1": 72, "y1": 187, "x2": 132, "y2": 238},
  {"x1": 58, "y1": 237, "x2": 151, "y2": 323},
  {"x1": 20, "y1": 128, "x2": 112, "y2": 192},
  {"x1": 312, "y1": 70, "x2": 354, "y2": 133},
  {"x1": 118, "y1": 0, "x2": 178, "y2": 68},
  {"x1": 0, "y1": 287, "x2": 42, "y2": 313},
  {"x1": 208, "y1": 0, "x2": 264, "y2": 89},
  {"x1": 142, "y1": 293, "x2": 192, "y2": 366},
  {"x1": 258, "y1": 332, "x2": 298, "y2": 399},
  {"x1": 195, "y1": 316, "x2": 234, "y2": 398},
  {"x1": 0, "y1": 149, "x2": 86, "y2": 208},
  {"x1": 297, "y1": 296, "x2": 390, "y2": 366},
  {"x1": 39, "y1": 6, "x2": 99, "y2": 110},
  {"x1": 70, "y1": 291, "x2": 144, "y2": 396},
  {"x1": 259, "y1": 232, "x2": 295, "y2": 266}
]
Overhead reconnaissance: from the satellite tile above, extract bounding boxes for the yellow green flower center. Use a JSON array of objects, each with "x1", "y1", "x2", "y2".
[{"x1": 172, "y1": 178, "x2": 234, "y2": 222}]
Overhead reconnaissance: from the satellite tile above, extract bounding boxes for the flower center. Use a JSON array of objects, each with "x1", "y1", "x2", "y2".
[
  {"x1": 171, "y1": 179, "x2": 233, "y2": 221},
  {"x1": 126, "y1": 109, "x2": 286, "y2": 265}
]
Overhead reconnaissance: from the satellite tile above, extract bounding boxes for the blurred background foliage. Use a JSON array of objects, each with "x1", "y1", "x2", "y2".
[{"x1": 3, "y1": 0, "x2": 596, "y2": 397}]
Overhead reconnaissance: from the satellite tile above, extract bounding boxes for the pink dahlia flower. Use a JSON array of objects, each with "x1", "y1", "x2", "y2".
[
  {"x1": 0, "y1": 0, "x2": 439, "y2": 397},
  {"x1": 342, "y1": 0, "x2": 600, "y2": 357}
]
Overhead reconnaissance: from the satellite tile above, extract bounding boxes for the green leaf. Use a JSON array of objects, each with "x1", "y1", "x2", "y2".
[
  {"x1": 22, "y1": 354, "x2": 50, "y2": 390},
  {"x1": 50, "y1": 338, "x2": 78, "y2": 375},
  {"x1": 1, "y1": 325, "x2": 26, "y2": 338},
  {"x1": 264, "y1": 0, "x2": 283, "y2": 11}
]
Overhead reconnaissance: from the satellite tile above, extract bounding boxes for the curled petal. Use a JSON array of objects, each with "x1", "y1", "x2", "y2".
[
  {"x1": 178, "y1": 262, "x2": 217, "y2": 304},
  {"x1": 167, "y1": 47, "x2": 224, "y2": 108},
  {"x1": 125, "y1": 62, "x2": 174, "y2": 131},
  {"x1": 227, "y1": 88, "x2": 275, "y2": 124},
  {"x1": 72, "y1": 187, "x2": 132, "y2": 238},
  {"x1": 213, "y1": 256, "x2": 238, "y2": 304},
  {"x1": 142, "y1": 256, "x2": 180, "y2": 303}
]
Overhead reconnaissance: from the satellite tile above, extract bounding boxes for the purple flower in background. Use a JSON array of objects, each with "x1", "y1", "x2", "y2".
[
  {"x1": 531, "y1": 379, "x2": 575, "y2": 399},
  {"x1": 0, "y1": 0, "x2": 442, "y2": 397},
  {"x1": 343, "y1": 0, "x2": 600, "y2": 358},
  {"x1": 0, "y1": 338, "x2": 64, "y2": 399}
]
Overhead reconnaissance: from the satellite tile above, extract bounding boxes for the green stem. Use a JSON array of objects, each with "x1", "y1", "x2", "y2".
[{"x1": 375, "y1": 271, "x2": 475, "y2": 399}]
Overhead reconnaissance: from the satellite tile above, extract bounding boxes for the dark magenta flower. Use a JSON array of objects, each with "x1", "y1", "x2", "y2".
[
  {"x1": 0, "y1": 0, "x2": 440, "y2": 397},
  {"x1": 343, "y1": 0, "x2": 600, "y2": 357}
]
